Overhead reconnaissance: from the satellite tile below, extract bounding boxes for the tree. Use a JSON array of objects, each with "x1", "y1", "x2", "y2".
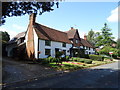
[
  {"x1": 94, "y1": 23, "x2": 115, "y2": 48},
  {"x1": 116, "y1": 38, "x2": 120, "y2": 57},
  {"x1": 0, "y1": 31, "x2": 10, "y2": 56},
  {"x1": 101, "y1": 23, "x2": 115, "y2": 46},
  {"x1": 0, "y1": 31, "x2": 10, "y2": 43},
  {"x1": 117, "y1": 38, "x2": 120, "y2": 49},
  {"x1": 1, "y1": 2, "x2": 59, "y2": 25},
  {"x1": 87, "y1": 29, "x2": 95, "y2": 45}
]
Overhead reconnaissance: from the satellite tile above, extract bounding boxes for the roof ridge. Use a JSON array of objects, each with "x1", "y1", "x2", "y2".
[{"x1": 35, "y1": 23, "x2": 67, "y2": 34}]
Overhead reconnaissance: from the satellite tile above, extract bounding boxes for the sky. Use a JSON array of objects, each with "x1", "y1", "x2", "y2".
[{"x1": 0, "y1": 2, "x2": 119, "y2": 40}]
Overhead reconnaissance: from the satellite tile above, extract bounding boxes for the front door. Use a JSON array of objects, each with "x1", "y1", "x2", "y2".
[{"x1": 55, "y1": 48, "x2": 59, "y2": 58}]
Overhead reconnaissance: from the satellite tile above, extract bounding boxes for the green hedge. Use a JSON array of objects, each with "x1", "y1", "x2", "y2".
[
  {"x1": 77, "y1": 59, "x2": 84, "y2": 63},
  {"x1": 89, "y1": 55, "x2": 104, "y2": 61},
  {"x1": 84, "y1": 59, "x2": 92, "y2": 64}
]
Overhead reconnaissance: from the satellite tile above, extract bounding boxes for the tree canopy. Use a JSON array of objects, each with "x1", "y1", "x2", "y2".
[
  {"x1": 1, "y1": 2, "x2": 59, "y2": 25},
  {"x1": 87, "y1": 29, "x2": 95, "y2": 45},
  {"x1": 0, "y1": 31, "x2": 10, "y2": 43}
]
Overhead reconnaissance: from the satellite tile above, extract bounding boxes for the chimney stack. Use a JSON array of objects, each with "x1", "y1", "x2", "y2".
[
  {"x1": 29, "y1": 13, "x2": 36, "y2": 25},
  {"x1": 84, "y1": 34, "x2": 87, "y2": 40}
]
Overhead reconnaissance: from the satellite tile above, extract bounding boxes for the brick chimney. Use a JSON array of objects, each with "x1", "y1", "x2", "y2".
[
  {"x1": 29, "y1": 13, "x2": 36, "y2": 25},
  {"x1": 26, "y1": 13, "x2": 36, "y2": 60},
  {"x1": 84, "y1": 34, "x2": 87, "y2": 40}
]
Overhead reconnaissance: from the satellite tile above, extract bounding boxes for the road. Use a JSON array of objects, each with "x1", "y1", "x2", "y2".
[{"x1": 3, "y1": 60, "x2": 120, "y2": 88}]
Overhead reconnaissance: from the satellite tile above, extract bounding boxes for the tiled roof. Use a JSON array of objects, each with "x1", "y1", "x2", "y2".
[
  {"x1": 8, "y1": 32, "x2": 25, "y2": 44},
  {"x1": 80, "y1": 38, "x2": 94, "y2": 48},
  {"x1": 34, "y1": 23, "x2": 71, "y2": 44},
  {"x1": 65, "y1": 29, "x2": 77, "y2": 39}
]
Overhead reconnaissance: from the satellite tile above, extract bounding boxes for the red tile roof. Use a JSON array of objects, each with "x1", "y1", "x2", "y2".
[
  {"x1": 80, "y1": 38, "x2": 94, "y2": 48},
  {"x1": 65, "y1": 29, "x2": 76, "y2": 39},
  {"x1": 34, "y1": 23, "x2": 71, "y2": 44}
]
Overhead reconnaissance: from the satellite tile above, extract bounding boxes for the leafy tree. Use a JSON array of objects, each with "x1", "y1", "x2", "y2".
[
  {"x1": 116, "y1": 38, "x2": 120, "y2": 57},
  {"x1": 0, "y1": 31, "x2": 10, "y2": 43},
  {"x1": 1, "y1": 2, "x2": 59, "y2": 25},
  {"x1": 0, "y1": 31, "x2": 10, "y2": 56},
  {"x1": 99, "y1": 46, "x2": 118, "y2": 58},
  {"x1": 117, "y1": 38, "x2": 120, "y2": 49},
  {"x1": 94, "y1": 32, "x2": 103, "y2": 47},
  {"x1": 87, "y1": 29, "x2": 95, "y2": 45}
]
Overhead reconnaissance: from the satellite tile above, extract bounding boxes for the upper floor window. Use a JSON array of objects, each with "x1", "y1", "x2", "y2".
[
  {"x1": 75, "y1": 39, "x2": 78, "y2": 43},
  {"x1": 62, "y1": 42, "x2": 66, "y2": 47},
  {"x1": 89, "y1": 47, "x2": 90, "y2": 50},
  {"x1": 45, "y1": 40, "x2": 51, "y2": 46}
]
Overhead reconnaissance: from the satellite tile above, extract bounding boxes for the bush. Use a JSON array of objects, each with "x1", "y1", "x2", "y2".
[
  {"x1": 89, "y1": 55, "x2": 104, "y2": 61},
  {"x1": 84, "y1": 59, "x2": 92, "y2": 64},
  {"x1": 66, "y1": 56, "x2": 69, "y2": 61},
  {"x1": 77, "y1": 59, "x2": 84, "y2": 63},
  {"x1": 39, "y1": 58, "x2": 49, "y2": 64},
  {"x1": 47, "y1": 56, "x2": 56, "y2": 62},
  {"x1": 104, "y1": 57, "x2": 113, "y2": 61}
]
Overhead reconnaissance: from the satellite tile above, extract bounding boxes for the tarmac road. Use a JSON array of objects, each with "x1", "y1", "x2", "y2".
[{"x1": 3, "y1": 60, "x2": 120, "y2": 89}]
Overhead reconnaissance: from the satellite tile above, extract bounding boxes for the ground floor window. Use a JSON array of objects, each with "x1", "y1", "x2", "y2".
[{"x1": 45, "y1": 49, "x2": 51, "y2": 55}]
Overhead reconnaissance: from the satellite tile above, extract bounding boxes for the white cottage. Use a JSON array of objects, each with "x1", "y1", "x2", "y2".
[
  {"x1": 25, "y1": 13, "x2": 72, "y2": 59},
  {"x1": 6, "y1": 13, "x2": 96, "y2": 60}
]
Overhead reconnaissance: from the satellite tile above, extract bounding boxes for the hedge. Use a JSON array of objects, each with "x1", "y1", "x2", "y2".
[
  {"x1": 89, "y1": 55, "x2": 104, "y2": 61},
  {"x1": 84, "y1": 59, "x2": 92, "y2": 64}
]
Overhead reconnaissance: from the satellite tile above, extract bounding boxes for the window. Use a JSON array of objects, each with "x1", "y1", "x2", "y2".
[
  {"x1": 76, "y1": 39, "x2": 78, "y2": 43},
  {"x1": 45, "y1": 49, "x2": 51, "y2": 55},
  {"x1": 62, "y1": 42, "x2": 66, "y2": 47},
  {"x1": 45, "y1": 40, "x2": 51, "y2": 46},
  {"x1": 89, "y1": 47, "x2": 90, "y2": 50}
]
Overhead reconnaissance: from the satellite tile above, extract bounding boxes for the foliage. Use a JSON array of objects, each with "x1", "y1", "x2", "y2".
[
  {"x1": 89, "y1": 54, "x2": 104, "y2": 61},
  {"x1": 98, "y1": 46, "x2": 118, "y2": 58},
  {"x1": 95, "y1": 23, "x2": 115, "y2": 47},
  {"x1": 116, "y1": 38, "x2": 120, "y2": 57},
  {"x1": 66, "y1": 56, "x2": 69, "y2": 60},
  {"x1": 87, "y1": 29, "x2": 95, "y2": 45},
  {"x1": 117, "y1": 38, "x2": 120, "y2": 49},
  {"x1": 1, "y1": 2, "x2": 59, "y2": 25},
  {"x1": 56, "y1": 51, "x2": 63, "y2": 58},
  {"x1": 0, "y1": 31, "x2": 10, "y2": 43},
  {"x1": 0, "y1": 31, "x2": 10, "y2": 56},
  {"x1": 84, "y1": 59, "x2": 92, "y2": 64}
]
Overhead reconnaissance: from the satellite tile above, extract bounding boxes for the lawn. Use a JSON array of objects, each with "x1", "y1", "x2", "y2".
[{"x1": 46, "y1": 60, "x2": 115, "y2": 71}]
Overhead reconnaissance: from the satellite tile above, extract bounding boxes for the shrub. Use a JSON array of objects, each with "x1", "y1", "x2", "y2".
[
  {"x1": 84, "y1": 59, "x2": 92, "y2": 64},
  {"x1": 66, "y1": 56, "x2": 69, "y2": 61},
  {"x1": 104, "y1": 57, "x2": 113, "y2": 61},
  {"x1": 47, "y1": 56, "x2": 56, "y2": 62},
  {"x1": 39, "y1": 58, "x2": 49, "y2": 64},
  {"x1": 89, "y1": 55, "x2": 104, "y2": 61},
  {"x1": 77, "y1": 59, "x2": 84, "y2": 63}
]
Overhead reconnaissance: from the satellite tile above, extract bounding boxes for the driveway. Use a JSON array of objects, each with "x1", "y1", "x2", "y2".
[
  {"x1": 3, "y1": 59, "x2": 120, "y2": 88},
  {"x1": 2, "y1": 57, "x2": 62, "y2": 84}
]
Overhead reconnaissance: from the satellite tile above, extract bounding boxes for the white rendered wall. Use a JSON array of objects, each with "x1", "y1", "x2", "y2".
[
  {"x1": 33, "y1": 29, "x2": 38, "y2": 59},
  {"x1": 38, "y1": 39, "x2": 72, "y2": 58},
  {"x1": 85, "y1": 48, "x2": 95, "y2": 54}
]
